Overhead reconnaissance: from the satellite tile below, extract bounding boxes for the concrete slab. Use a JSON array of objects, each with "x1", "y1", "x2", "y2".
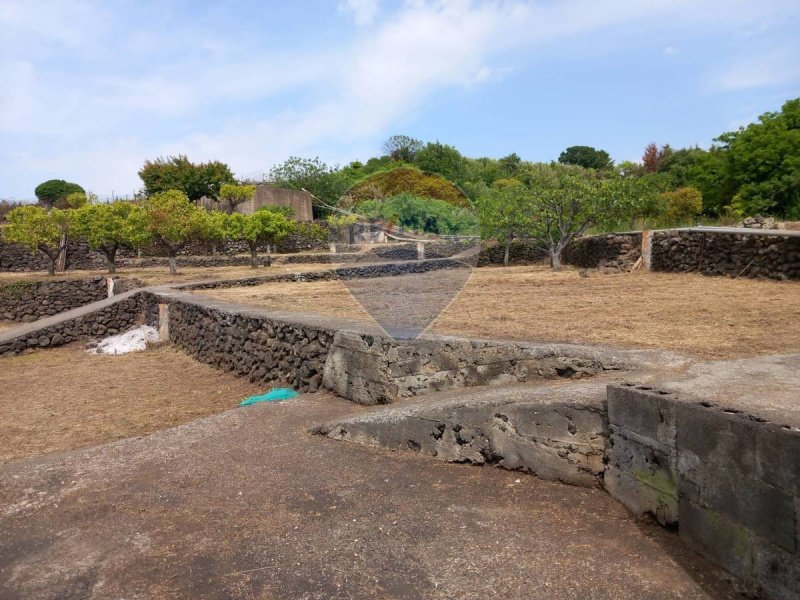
[
  {"x1": 643, "y1": 354, "x2": 800, "y2": 429},
  {"x1": 0, "y1": 393, "x2": 737, "y2": 599}
]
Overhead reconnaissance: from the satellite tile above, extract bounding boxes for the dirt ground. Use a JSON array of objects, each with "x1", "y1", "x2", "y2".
[
  {"x1": 0, "y1": 344, "x2": 262, "y2": 464},
  {"x1": 198, "y1": 265, "x2": 800, "y2": 359},
  {"x1": 0, "y1": 261, "x2": 339, "y2": 287},
  {"x1": 0, "y1": 393, "x2": 738, "y2": 599}
]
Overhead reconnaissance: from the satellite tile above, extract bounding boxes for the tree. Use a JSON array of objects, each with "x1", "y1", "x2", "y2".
[
  {"x1": 2, "y1": 205, "x2": 71, "y2": 275},
  {"x1": 142, "y1": 190, "x2": 206, "y2": 274},
  {"x1": 527, "y1": 168, "x2": 632, "y2": 271},
  {"x1": 558, "y1": 146, "x2": 613, "y2": 170},
  {"x1": 325, "y1": 213, "x2": 358, "y2": 243},
  {"x1": 355, "y1": 194, "x2": 476, "y2": 235},
  {"x1": 382, "y1": 135, "x2": 423, "y2": 162},
  {"x1": 476, "y1": 179, "x2": 534, "y2": 266},
  {"x1": 414, "y1": 142, "x2": 469, "y2": 184},
  {"x1": 74, "y1": 201, "x2": 148, "y2": 273},
  {"x1": 661, "y1": 187, "x2": 703, "y2": 224},
  {"x1": 718, "y1": 98, "x2": 800, "y2": 218},
  {"x1": 34, "y1": 179, "x2": 85, "y2": 208},
  {"x1": 642, "y1": 143, "x2": 672, "y2": 173},
  {"x1": 656, "y1": 146, "x2": 732, "y2": 215},
  {"x1": 268, "y1": 156, "x2": 347, "y2": 217},
  {"x1": 498, "y1": 153, "x2": 523, "y2": 178},
  {"x1": 217, "y1": 183, "x2": 255, "y2": 214},
  {"x1": 138, "y1": 155, "x2": 235, "y2": 202},
  {"x1": 227, "y1": 210, "x2": 295, "y2": 267}
]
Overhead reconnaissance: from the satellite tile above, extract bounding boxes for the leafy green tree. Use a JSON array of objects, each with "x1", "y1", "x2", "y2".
[
  {"x1": 138, "y1": 155, "x2": 235, "y2": 202},
  {"x1": 34, "y1": 179, "x2": 85, "y2": 208},
  {"x1": 268, "y1": 156, "x2": 347, "y2": 217},
  {"x1": 227, "y1": 210, "x2": 295, "y2": 267},
  {"x1": 356, "y1": 194, "x2": 476, "y2": 236},
  {"x1": 527, "y1": 168, "x2": 634, "y2": 270},
  {"x1": 74, "y1": 201, "x2": 149, "y2": 273},
  {"x1": 325, "y1": 213, "x2": 358, "y2": 243},
  {"x1": 597, "y1": 174, "x2": 664, "y2": 230},
  {"x1": 718, "y1": 98, "x2": 800, "y2": 218},
  {"x1": 2, "y1": 205, "x2": 71, "y2": 275},
  {"x1": 382, "y1": 135, "x2": 423, "y2": 162},
  {"x1": 498, "y1": 153, "x2": 522, "y2": 177},
  {"x1": 558, "y1": 146, "x2": 613, "y2": 170},
  {"x1": 661, "y1": 187, "x2": 703, "y2": 225},
  {"x1": 142, "y1": 190, "x2": 206, "y2": 274},
  {"x1": 415, "y1": 142, "x2": 469, "y2": 184},
  {"x1": 217, "y1": 183, "x2": 255, "y2": 214},
  {"x1": 656, "y1": 146, "x2": 732, "y2": 215},
  {"x1": 476, "y1": 179, "x2": 534, "y2": 266}
]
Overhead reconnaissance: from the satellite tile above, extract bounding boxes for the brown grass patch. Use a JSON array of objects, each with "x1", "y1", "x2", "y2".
[
  {"x1": 0, "y1": 344, "x2": 263, "y2": 464},
  {"x1": 198, "y1": 266, "x2": 800, "y2": 359}
]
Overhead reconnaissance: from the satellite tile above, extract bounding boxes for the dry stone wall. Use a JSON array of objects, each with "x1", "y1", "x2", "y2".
[
  {"x1": 650, "y1": 230, "x2": 800, "y2": 280},
  {"x1": 0, "y1": 277, "x2": 142, "y2": 322}
]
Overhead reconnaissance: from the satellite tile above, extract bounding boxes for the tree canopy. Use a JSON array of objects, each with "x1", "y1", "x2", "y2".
[
  {"x1": 34, "y1": 179, "x2": 85, "y2": 208},
  {"x1": 558, "y1": 146, "x2": 613, "y2": 170},
  {"x1": 142, "y1": 190, "x2": 206, "y2": 273},
  {"x1": 382, "y1": 135, "x2": 423, "y2": 162},
  {"x1": 74, "y1": 201, "x2": 148, "y2": 273},
  {"x1": 138, "y1": 155, "x2": 235, "y2": 202},
  {"x1": 2, "y1": 205, "x2": 71, "y2": 275}
]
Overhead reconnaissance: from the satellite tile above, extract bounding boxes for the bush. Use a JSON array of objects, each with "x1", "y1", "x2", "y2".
[
  {"x1": 345, "y1": 167, "x2": 469, "y2": 207},
  {"x1": 661, "y1": 186, "x2": 703, "y2": 224},
  {"x1": 355, "y1": 194, "x2": 476, "y2": 235}
]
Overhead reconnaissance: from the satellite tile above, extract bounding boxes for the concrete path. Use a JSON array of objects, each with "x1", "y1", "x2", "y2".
[{"x1": 1, "y1": 393, "x2": 737, "y2": 599}]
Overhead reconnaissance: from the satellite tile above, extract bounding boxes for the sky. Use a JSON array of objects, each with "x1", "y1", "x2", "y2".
[{"x1": 1, "y1": 0, "x2": 799, "y2": 201}]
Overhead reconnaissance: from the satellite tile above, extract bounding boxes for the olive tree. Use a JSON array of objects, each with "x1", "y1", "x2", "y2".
[
  {"x1": 143, "y1": 190, "x2": 206, "y2": 274},
  {"x1": 2, "y1": 205, "x2": 71, "y2": 275},
  {"x1": 74, "y1": 201, "x2": 149, "y2": 273}
]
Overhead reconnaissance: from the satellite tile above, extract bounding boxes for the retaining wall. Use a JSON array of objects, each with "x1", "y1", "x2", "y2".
[
  {"x1": 0, "y1": 277, "x2": 142, "y2": 322},
  {"x1": 605, "y1": 384, "x2": 799, "y2": 599},
  {"x1": 650, "y1": 229, "x2": 800, "y2": 280}
]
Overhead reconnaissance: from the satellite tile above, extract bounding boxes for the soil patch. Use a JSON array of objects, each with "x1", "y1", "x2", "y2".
[{"x1": 0, "y1": 344, "x2": 262, "y2": 464}]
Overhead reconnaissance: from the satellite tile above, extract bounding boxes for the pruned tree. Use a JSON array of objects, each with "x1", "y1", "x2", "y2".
[
  {"x1": 218, "y1": 183, "x2": 255, "y2": 214},
  {"x1": 2, "y1": 205, "x2": 71, "y2": 275},
  {"x1": 142, "y1": 190, "x2": 206, "y2": 274},
  {"x1": 227, "y1": 209, "x2": 295, "y2": 268},
  {"x1": 74, "y1": 201, "x2": 148, "y2": 273}
]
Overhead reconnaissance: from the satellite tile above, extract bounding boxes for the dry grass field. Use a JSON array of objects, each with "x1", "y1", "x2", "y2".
[
  {"x1": 0, "y1": 344, "x2": 263, "y2": 464},
  {"x1": 198, "y1": 265, "x2": 800, "y2": 359}
]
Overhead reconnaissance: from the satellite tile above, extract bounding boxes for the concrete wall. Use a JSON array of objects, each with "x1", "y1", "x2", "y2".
[
  {"x1": 650, "y1": 229, "x2": 800, "y2": 280},
  {"x1": 246, "y1": 185, "x2": 313, "y2": 221},
  {"x1": 605, "y1": 384, "x2": 799, "y2": 599}
]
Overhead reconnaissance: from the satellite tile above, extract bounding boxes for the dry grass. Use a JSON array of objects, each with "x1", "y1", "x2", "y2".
[
  {"x1": 0, "y1": 261, "x2": 339, "y2": 287},
  {"x1": 198, "y1": 265, "x2": 800, "y2": 359},
  {"x1": 0, "y1": 344, "x2": 263, "y2": 464}
]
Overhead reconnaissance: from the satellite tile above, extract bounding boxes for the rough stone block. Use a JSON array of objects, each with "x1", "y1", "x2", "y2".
[
  {"x1": 604, "y1": 466, "x2": 678, "y2": 526},
  {"x1": 756, "y1": 424, "x2": 800, "y2": 495},
  {"x1": 753, "y1": 539, "x2": 800, "y2": 600},
  {"x1": 607, "y1": 385, "x2": 676, "y2": 445},
  {"x1": 679, "y1": 497, "x2": 753, "y2": 578},
  {"x1": 676, "y1": 402, "x2": 760, "y2": 484}
]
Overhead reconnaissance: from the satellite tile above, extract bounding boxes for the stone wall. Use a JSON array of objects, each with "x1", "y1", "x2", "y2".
[
  {"x1": 0, "y1": 292, "x2": 144, "y2": 356},
  {"x1": 605, "y1": 384, "x2": 799, "y2": 599},
  {"x1": 476, "y1": 240, "x2": 548, "y2": 266},
  {"x1": 0, "y1": 277, "x2": 142, "y2": 322},
  {"x1": 146, "y1": 293, "x2": 341, "y2": 393},
  {"x1": 650, "y1": 229, "x2": 800, "y2": 280}
]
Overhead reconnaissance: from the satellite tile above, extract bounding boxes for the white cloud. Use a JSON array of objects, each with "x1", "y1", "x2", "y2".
[
  {"x1": 1, "y1": 0, "x2": 799, "y2": 198},
  {"x1": 338, "y1": 0, "x2": 380, "y2": 26},
  {"x1": 713, "y1": 49, "x2": 800, "y2": 91}
]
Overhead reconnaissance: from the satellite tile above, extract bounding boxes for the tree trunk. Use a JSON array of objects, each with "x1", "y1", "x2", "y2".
[
  {"x1": 169, "y1": 254, "x2": 177, "y2": 275},
  {"x1": 47, "y1": 258, "x2": 55, "y2": 276},
  {"x1": 503, "y1": 235, "x2": 512, "y2": 266},
  {"x1": 550, "y1": 247, "x2": 562, "y2": 272},
  {"x1": 103, "y1": 246, "x2": 117, "y2": 274},
  {"x1": 250, "y1": 245, "x2": 258, "y2": 268}
]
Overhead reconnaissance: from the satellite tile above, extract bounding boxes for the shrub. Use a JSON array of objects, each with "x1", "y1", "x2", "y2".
[{"x1": 661, "y1": 186, "x2": 703, "y2": 224}]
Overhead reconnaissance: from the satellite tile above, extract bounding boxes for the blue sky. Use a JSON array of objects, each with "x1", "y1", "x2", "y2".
[{"x1": 1, "y1": 0, "x2": 799, "y2": 201}]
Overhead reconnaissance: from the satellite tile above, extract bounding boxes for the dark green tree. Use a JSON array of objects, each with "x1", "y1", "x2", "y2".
[
  {"x1": 382, "y1": 135, "x2": 423, "y2": 162},
  {"x1": 138, "y1": 155, "x2": 235, "y2": 202},
  {"x1": 34, "y1": 179, "x2": 85, "y2": 208},
  {"x1": 558, "y1": 146, "x2": 614, "y2": 170},
  {"x1": 415, "y1": 142, "x2": 470, "y2": 184},
  {"x1": 268, "y1": 156, "x2": 347, "y2": 217}
]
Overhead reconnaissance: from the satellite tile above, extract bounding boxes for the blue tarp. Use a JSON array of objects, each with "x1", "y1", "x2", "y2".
[{"x1": 240, "y1": 387, "x2": 299, "y2": 406}]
